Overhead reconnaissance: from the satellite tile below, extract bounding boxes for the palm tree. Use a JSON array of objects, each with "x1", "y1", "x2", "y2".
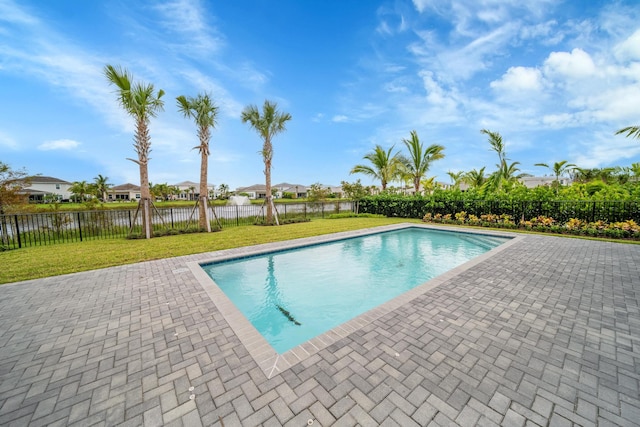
[
  {"x1": 177, "y1": 93, "x2": 219, "y2": 231},
  {"x1": 104, "y1": 64, "x2": 164, "y2": 239},
  {"x1": 615, "y1": 126, "x2": 640, "y2": 140},
  {"x1": 69, "y1": 180, "x2": 90, "y2": 202},
  {"x1": 420, "y1": 176, "x2": 438, "y2": 194},
  {"x1": 241, "y1": 100, "x2": 292, "y2": 225},
  {"x1": 93, "y1": 174, "x2": 111, "y2": 202},
  {"x1": 350, "y1": 145, "x2": 402, "y2": 191},
  {"x1": 481, "y1": 129, "x2": 526, "y2": 192},
  {"x1": 217, "y1": 183, "x2": 230, "y2": 200},
  {"x1": 535, "y1": 160, "x2": 576, "y2": 191},
  {"x1": 463, "y1": 167, "x2": 487, "y2": 189},
  {"x1": 447, "y1": 170, "x2": 465, "y2": 190},
  {"x1": 400, "y1": 130, "x2": 445, "y2": 194}
]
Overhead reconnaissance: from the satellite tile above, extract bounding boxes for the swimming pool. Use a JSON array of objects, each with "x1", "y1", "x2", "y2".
[{"x1": 201, "y1": 226, "x2": 510, "y2": 354}]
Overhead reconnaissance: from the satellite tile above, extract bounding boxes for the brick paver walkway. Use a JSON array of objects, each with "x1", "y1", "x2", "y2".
[{"x1": 0, "y1": 226, "x2": 639, "y2": 426}]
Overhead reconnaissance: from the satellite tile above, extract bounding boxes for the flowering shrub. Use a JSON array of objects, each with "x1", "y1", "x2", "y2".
[{"x1": 421, "y1": 212, "x2": 639, "y2": 240}]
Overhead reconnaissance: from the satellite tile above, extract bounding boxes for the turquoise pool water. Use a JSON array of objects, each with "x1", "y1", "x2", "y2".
[{"x1": 202, "y1": 227, "x2": 509, "y2": 353}]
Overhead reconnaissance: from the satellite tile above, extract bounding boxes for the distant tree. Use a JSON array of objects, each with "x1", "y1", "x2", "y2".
[
  {"x1": 0, "y1": 162, "x2": 29, "y2": 214},
  {"x1": 340, "y1": 180, "x2": 370, "y2": 214},
  {"x1": 463, "y1": 167, "x2": 487, "y2": 189},
  {"x1": 104, "y1": 64, "x2": 165, "y2": 239},
  {"x1": 535, "y1": 161, "x2": 576, "y2": 193},
  {"x1": 420, "y1": 176, "x2": 438, "y2": 194},
  {"x1": 241, "y1": 100, "x2": 292, "y2": 225},
  {"x1": 306, "y1": 183, "x2": 330, "y2": 202},
  {"x1": 350, "y1": 145, "x2": 402, "y2": 191},
  {"x1": 177, "y1": 93, "x2": 219, "y2": 231},
  {"x1": 481, "y1": 129, "x2": 527, "y2": 192},
  {"x1": 217, "y1": 183, "x2": 230, "y2": 200},
  {"x1": 69, "y1": 181, "x2": 91, "y2": 202},
  {"x1": 400, "y1": 130, "x2": 445, "y2": 194},
  {"x1": 447, "y1": 171, "x2": 465, "y2": 190},
  {"x1": 615, "y1": 126, "x2": 640, "y2": 140},
  {"x1": 93, "y1": 174, "x2": 111, "y2": 201}
]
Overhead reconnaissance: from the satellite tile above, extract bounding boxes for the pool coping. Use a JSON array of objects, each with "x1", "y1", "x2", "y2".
[{"x1": 187, "y1": 223, "x2": 524, "y2": 378}]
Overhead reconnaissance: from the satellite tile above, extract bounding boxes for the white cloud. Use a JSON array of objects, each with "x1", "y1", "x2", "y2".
[
  {"x1": 490, "y1": 66, "x2": 544, "y2": 92},
  {"x1": 332, "y1": 115, "x2": 349, "y2": 123},
  {"x1": 543, "y1": 48, "x2": 596, "y2": 79},
  {"x1": 614, "y1": 29, "x2": 640, "y2": 62},
  {"x1": 38, "y1": 139, "x2": 81, "y2": 151},
  {"x1": 573, "y1": 133, "x2": 640, "y2": 168},
  {"x1": 153, "y1": 0, "x2": 224, "y2": 55}
]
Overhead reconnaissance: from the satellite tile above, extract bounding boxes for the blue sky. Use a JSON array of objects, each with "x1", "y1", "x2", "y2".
[{"x1": 1, "y1": 0, "x2": 640, "y2": 190}]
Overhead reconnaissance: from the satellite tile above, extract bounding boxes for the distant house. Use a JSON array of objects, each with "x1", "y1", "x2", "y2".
[
  {"x1": 520, "y1": 176, "x2": 571, "y2": 188},
  {"x1": 237, "y1": 183, "x2": 311, "y2": 199},
  {"x1": 236, "y1": 184, "x2": 267, "y2": 199},
  {"x1": 173, "y1": 181, "x2": 216, "y2": 201},
  {"x1": 109, "y1": 183, "x2": 140, "y2": 201},
  {"x1": 273, "y1": 183, "x2": 307, "y2": 199},
  {"x1": 23, "y1": 176, "x2": 73, "y2": 202}
]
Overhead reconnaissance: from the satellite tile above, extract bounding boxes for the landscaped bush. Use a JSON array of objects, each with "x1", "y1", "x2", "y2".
[{"x1": 422, "y1": 211, "x2": 640, "y2": 240}]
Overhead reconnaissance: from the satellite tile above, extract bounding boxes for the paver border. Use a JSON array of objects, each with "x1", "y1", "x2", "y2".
[{"x1": 188, "y1": 223, "x2": 524, "y2": 378}]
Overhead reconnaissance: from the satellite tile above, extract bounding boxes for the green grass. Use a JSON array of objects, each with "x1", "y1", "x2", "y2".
[{"x1": 0, "y1": 217, "x2": 418, "y2": 284}]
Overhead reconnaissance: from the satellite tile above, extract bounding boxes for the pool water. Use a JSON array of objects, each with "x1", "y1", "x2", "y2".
[{"x1": 202, "y1": 227, "x2": 509, "y2": 353}]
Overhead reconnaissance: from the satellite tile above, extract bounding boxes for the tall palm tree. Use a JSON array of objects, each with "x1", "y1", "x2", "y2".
[
  {"x1": 481, "y1": 129, "x2": 526, "y2": 192},
  {"x1": 615, "y1": 126, "x2": 640, "y2": 140},
  {"x1": 104, "y1": 64, "x2": 164, "y2": 239},
  {"x1": 350, "y1": 145, "x2": 402, "y2": 191},
  {"x1": 241, "y1": 100, "x2": 292, "y2": 225},
  {"x1": 177, "y1": 93, "x2": 219, "y2": 232},
  {"x1": 93, "y1": 174, "x2": 111, "y2": 202},
  {"x1": 400, "y1": 130, "x2": 445, "y2": 194}
]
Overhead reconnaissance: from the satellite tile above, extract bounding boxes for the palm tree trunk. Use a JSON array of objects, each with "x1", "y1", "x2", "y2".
[
  {"x1": 264, "y1": 138, "x2": 274, "y2": 224},
  {"x1": 136, "y1": 119, "x2": 152, "y2": 239},
  {"x1": 199, "y1": 138, "x2": 210, "y2": 232}
]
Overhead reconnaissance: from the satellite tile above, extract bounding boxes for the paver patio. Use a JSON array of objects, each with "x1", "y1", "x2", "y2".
[{"x1": 0, "y1": 224, "x2": 638, "y2": 426}]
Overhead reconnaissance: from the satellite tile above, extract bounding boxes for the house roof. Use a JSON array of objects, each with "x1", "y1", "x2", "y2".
[
  {"x1": 173, "y1": 181, "x2": 199, "y2": 187},
  {"x1": 111, "y1": 183, "x2": 140, "y2": 191},
  {"x1": 26, "y1": 176, "x2": 71, "y2": 184},
  {"x1": 237, "y1": 184, "x2": 267, "y2": 192}
]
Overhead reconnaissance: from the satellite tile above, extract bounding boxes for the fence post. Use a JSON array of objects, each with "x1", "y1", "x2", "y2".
[
  {"x1": 236, "y1": 205, "x2": 239, "y2": 226},
  {"x1": 591, "y1": 201, "x2": 596, "y2": 223},
  {"x1": 77, "y1": 212, "x2": 83, "y2": 242},
  {"x1": 322, "y1": 202, "x2": 324, "y2": 218},
  {"x1": 170, "y1": 208, "x2": 174, "y2": 229},
  {"x1": 14, "y1": 215, "x2": 22, "y2": 249}
]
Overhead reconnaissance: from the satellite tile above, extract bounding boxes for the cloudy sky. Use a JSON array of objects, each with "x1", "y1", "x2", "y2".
[{"x1": 1, "y1": 0, "x2": 639, "y2": 190}]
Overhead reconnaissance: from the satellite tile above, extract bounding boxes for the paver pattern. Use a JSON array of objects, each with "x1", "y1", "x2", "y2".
[{"x1": 0, "y1": 228, "x2": 639, "y2": 426}]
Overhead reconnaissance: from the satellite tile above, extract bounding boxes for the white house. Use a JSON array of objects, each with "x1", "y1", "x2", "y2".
[
  {"x1": 109, "y1": 183, "x2": 141, "y2": 201},
  {"x1": 173, "y1": 181, "x2": 216, "y2": 200},
  {"x1": 23, "y1": 176, "x2": 73, "y2": 202}
]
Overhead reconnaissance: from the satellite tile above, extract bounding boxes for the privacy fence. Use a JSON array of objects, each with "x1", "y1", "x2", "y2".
[
  {"x1": 359, "y1": 198, "x2": 640, "y2": 224},
  {"x1": 0, "y1": 201, "x2": 354, "y2": 250}
]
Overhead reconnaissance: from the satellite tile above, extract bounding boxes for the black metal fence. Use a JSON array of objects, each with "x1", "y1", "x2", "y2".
[
  {"x1": 0, "y1": 201, "x2": 355, "y2": 250},
  {"x1": 359, "y1": 198, "x2": 640, "y2": 224}
]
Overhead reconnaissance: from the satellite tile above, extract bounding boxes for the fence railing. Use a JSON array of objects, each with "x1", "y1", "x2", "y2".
[
  {"x1": 359, "y1": 198, "x2": 640, "y2": 224},
  {"x1": 0, "y1": 201, "x2": 355, "y2": 250}
]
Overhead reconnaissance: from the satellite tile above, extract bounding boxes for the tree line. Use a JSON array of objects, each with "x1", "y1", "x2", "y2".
[{"x1": 348, "y1": 126, "x2": 640, "y2": 198}]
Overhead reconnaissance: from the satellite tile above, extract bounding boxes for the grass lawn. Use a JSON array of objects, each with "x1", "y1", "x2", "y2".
[{"x1": 0, "y1": 218, "x2": 419, "y2": 284}]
